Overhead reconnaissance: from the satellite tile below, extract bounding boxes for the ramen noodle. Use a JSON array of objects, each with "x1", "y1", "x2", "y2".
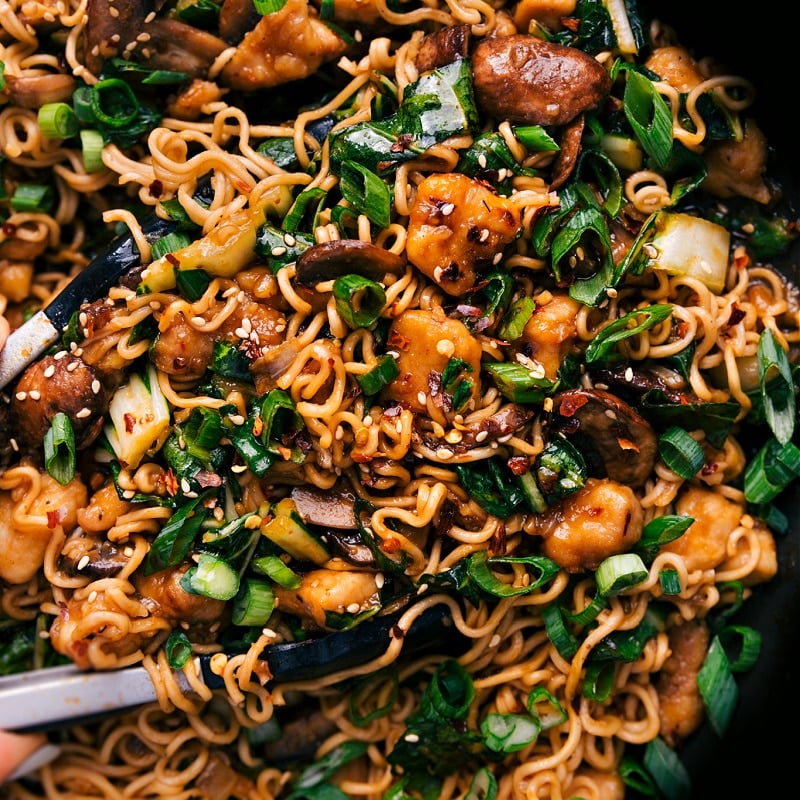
[{"x1": 0, "y1": 0, "x2": 798, "y2": 798}]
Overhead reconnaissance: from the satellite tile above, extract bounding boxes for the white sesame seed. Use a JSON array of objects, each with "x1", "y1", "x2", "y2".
[
  {"x1": 435, "y1": 447, "x2": 454, "y2": 460},
  {"x1": 271, "y1": 246, "x2": 287, "y2": 257},
  {"x1": 28, "y1": 390, "x2": 41, "y2": 400},
  {"x1": 489, "y1": 634, "x2": 501, "y2": 648},
  {"x1": 67, "y1": 361, "x2": 79, "y2": 372},
  {"x1": 346, "y1": 603, "x2": 361, "y2": 614},
  {"x1": 231, "y1": 464, "x2": 248, "y2": 473},
  {"x1": 475, "y1": 430, "x2": 489, "y2": 442},
  {"x1": 87, "y1": 590, "x2": 97, "y2": 604},
  {"x1": 283, "y1": 233, "x2": 296, "y2": 247},
  {"x1": 417, "y1": 391, "x2": 427, "y2": 406},
  {"x1": 241, "y1": 317, "x2": 252, "y2": 334},
  {"x1": 492, "y1": 252, "x2": 503, "y2": 265},
  {"x1": 92, "y1": 380, "x2": 101, "y2": 394},
  {"x1": 15, "y1": 391, "x2": 26, "y2": 401},
  {"x1": 624, "y1": 367, "x2": 634, "y2": 382},
  {"x1": 77, "y1": 555, "x2": 91, "y2": 570},
  {"x1": 479, "y1": 228, "x2": 490, "y2": 242},
  {"x1": 478, "y1": 153, "x2": 487, "y2": 168},
  {"x1": 229, "y1": 414, "x2": 245, "y2": 425},
  {"x1": 375, "y1": 573, "x2": 384, "y2": 588},
  {"x1": 123, "y1": 490, "x2": 135, "y2": 499},
  {"x1": 54, "y1": 350, "x2": 67, "y2": 360},
  {"x1": 433, "y1": 266, "x2": 443, "y2": 282},
  {"x1": 76, "y1": 407, "x2": 91, "y2": 418},
  {"x1": 43, "y1": 364, "x2": 56, "y2": 378},
  {"x1": 123, "y1": 547, "x2": 134, "y2": 557},
  {"x1": 404, "y1": 733, "x2": 420, "y2": 743},
  {"x1": 441, "y1": 202, "x2": 455, "y2": 216},
  {"x1": 234, "y1": 327, "x2": 248, "y2": 339},
  {"x1": 180, "y1": 478, "x2": 191, "y2": 493}
]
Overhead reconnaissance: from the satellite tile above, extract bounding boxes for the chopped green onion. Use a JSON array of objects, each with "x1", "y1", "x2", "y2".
[
  {"x1": 757, "y1": 327, "x2": 796, "y2": 444},
  {"x1": 165, "y1": 630, "x2": 193, "y2": 669},
  {"x1": 658, "y1": 426, "x2": 704, "y2": 479},
  {"x1": 180, "y1": 552, "x2": 240, "y2": 600},
  {"x1": 481, "y1": 713, "x2": 540, "y2": 753},
  {"x1": 90, "y1": 78, "x2": 139, "y2": 128},
  {"x1": 743, "y1": 437, "x2": 800, "y2": 503},
  {"x1": 253, "y1": 0, "x2": 287, "y2": 13},
  {"x1": 622, "y1": 68, "x2": 673, "y2": 170},
  {"x1": 483, "y1": 361, "x2": 557, "y2": 403},
  {"x1": 498, "y1": 296, "x2": 535, "y2": 341},
  {"x1": 584, "y1": 304, "x2": 673, "y2": 364},
  {"x1": 356, "y1": 353, "x2": 399, "y2": 395},
  {"x1": 636, "y1": 514, "x2": 693, "y2": 563},
  {"x1": 642, "y1": 737, "x2": 691, "y2": 800},
  {"x1": 151, "y1": 230, "x2": 193, "y2": 262},
  {"x1": 333, "y1": 274, "x2": 386, "y2": 328},
  {"x1": 658, "y1": 569, "x2": 682, "y2": 595},
  {"x1": 697, "y1": 634, "x2": 738, "y2": 736},
  {"x1": 464, "y1": 768, "x2": 498, "y2": 800},
  {"x1": 338, "y1": 160, "x2": 392, "y2": 228},
  {"x1": 526, "y1": 687, "x2": 567, "y2": 731},
  {"x1": 175, "y1": 269, "x2": 213, "y2": 303},
  {"x1": 10, "y1": 183, "x2": 54, "y2": 213},
  {"x1": 467, "y1": 551, "x2": 561, "y2": 598},
  {"x1": 542, "y1": 604, "x2": 578, "y2": 660},
  {"x1": 37, "y1": 102, "x2": 79, "y2": 139},
  {"x1": 718, "y1": 624, "x2": 761, "y2": 672},
  {"x1": 582, "y1": 661, "x2": 615, "y2": 701},
  {"x1": 232, "y1": 578, "x2": 275, "y2": 626},
  {"x1": 251, "y1": 555, "x2": 302, "y2": 589},
  {"x1": 595, "y1": 553, "x2": 648, "y2": 596},
  {"x1": 512, "y1": 125, "x2": 559, "y2": 152},
  {"x1": 43, "y1": 412, "x2": 76, "y2": 486},
  {"x1": 80, "y1": 129, "x2": 106, "y2": 172}
]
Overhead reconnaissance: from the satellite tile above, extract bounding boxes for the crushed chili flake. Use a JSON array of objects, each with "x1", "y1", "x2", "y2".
[
  {"x1": 559, "y1": 393, "x2": 589, "y2": 417},
  {"x1": 617, "y1": 438, "x2": 640, "y2": 452}
]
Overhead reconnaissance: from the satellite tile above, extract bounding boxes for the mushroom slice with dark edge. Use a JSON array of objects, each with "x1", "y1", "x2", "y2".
[
  {"x1": 294, "y1": 240, "x2": 406, "y2": 286},
  {"x1": 471, "y1": 34, "x2": 612, "y2": 126},
  {"x1": 10, "y1": 354, "x2": 108, "y2": 452},
  {"x1": 551, "y1": 387, "x2": 657, "y2": 488},
  {"x1": 4, "y1": 73, "x2": 76, "y2": 109},
  {"x1": 415, "y1": 23, "x2": 470, "y2": 72}
]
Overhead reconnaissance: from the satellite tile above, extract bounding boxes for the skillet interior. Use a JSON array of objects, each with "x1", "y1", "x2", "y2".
[{"x1": 640, "y1": 2, "x2": 800, "y2": 794}]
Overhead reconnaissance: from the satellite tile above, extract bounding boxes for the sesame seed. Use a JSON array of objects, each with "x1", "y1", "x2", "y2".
[
  {"x1": 417, "y1": 583, "x2": 429, "y2": 594},
  {"x1": 123, "y1": 490, "x2": 135, "y2": 499},
  {"x1": 79, "y1": 312, "x2": 87, "y2": 327},
  {"x1": 436, "y1": 339, "x2": 455, "y2": 357},
  {"x1": 76, "y1": 407, "x2": 91, "y2": 418},
  {"x1": 54, "y1": 350, "x2": 67, "y2": 360},
  {"x1": 489, "y1": 634, "x2": 501, "y2": 648},
  {"x1": 10, "y1": 438, "x2": 19, "y2": 451},
  {"x1": 229, "y1": 414, "x2": 245, "y2": 425},
  {"x1": 475, "y1": 430, "x2": 489, "y2": 442},
  {"x1": 241, "y1": 317, "x2": 252, "y2": 333},
  {"x1": 28, "y1": 390, "x2": 41, "y2": 400},
  {"x1": 441, "y1": 202, "x2": 455, "y2": 216},
  {"x1": 417, "y1": 391, "x2": 427, "y2": 406},
  {"x1": 479, "y1": 228, "x2": 490, "y2": 242},
  {"x1": 43, "y1": 364, "x2": 55, "y2": 378},
  {"x1": 231, "y1": 463, "x2": 248, "y2": 473},
  {"x1": 180, "y1": 478, "x2": 191, "y2": 493},
  {"x1": 492, "y1": 252, "x2": 503, "y2": 265},
  {"x1": 543, "y1": 397, "x2": 554, "y2": 412},
  {"x1": 67, "y1": 361, "x2": 79, "y2": 372},
  {"x1": 234, "y1": 327, "x2": 248, "y2": 339},
  {"x1": 435, "y1": 447, "x2": 454, "y2": 460},
  {"x1": 77, "y1": 555, "x2": 91, "y2": 570},
  {"x1": 375, "y1": 573, "x2": 384, "y2": 588},
  {"x1": 271, "y1": 246, "x2": 287, "y2": 257},
  {"x1": 283, "y1": 233, "x2": 296, "y2": 247},
  {"x1": 87, "y1": 591, "x2": 97, "y2": 604},
  {"x1": 346, "y1": 603, "x2": 361, "y2": 614},
  {"x1": 478, "y1": 153, "x2": 487, "y2": 168},
  {"x1": 404, "y1": 733, "x2": 420, "y2": 743},
  {"x1": 433, "y1": 266, "x2": 443, "y2": 282},
  {"x1": 92, "y1": 380, "x2": 101, "y2": 394},
  {"x1": 624, "y1": 367, "x2": 633, "y2": 382},
  {"x1": 123, "y1": 547, "x2": 134, "y2": 557},
  {"x1": 15, "y1": 391, "x2": 26, "y2": 401}
]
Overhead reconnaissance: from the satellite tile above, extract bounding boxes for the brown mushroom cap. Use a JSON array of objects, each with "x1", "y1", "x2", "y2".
[
  {"x1": 472, "y1": 35, "x2": 612, "y2": 126},
  {"x1": 294, "y1": 240, "x2": 406, "y2": 286},
  {"x1": 10, "y1": 354, "x2": 108, "y2": 451},
  {"x1": 551, "y1": 387, "x2": 658, "y2": 488}
]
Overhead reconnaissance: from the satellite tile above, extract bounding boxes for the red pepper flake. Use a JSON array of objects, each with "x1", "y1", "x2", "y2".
[
  {"x1": 617, "y1": 437, "x2": 640, "y2": 452},
  {"x1": 701, "y1": 462, "x2": 718, "y2": 476},
  {"x1": 382, "y1": 537, "x2": 402, "y2": 554},
  {"x1": 507, "y1": 456, "x2": 529, "y2": 475},
  {"x1": 2, "y1": 222, "x2": 17, "y2": 236},
  {"x1": 123, "y1": 412, "x2": 136, "y2": 433},
  {"x1": 252, "y1": 414, "x2": 264, "y2": 436},
  {"x1": 46, "y1": 507, "x2": 65, "y2": 529},
  {"x1": 165, "y1": 252, "x2": 180, "y2": 266},
  {"x1": 559, "y1": 393, "x2": 589, "y2": 418},
  {"x1": 387, "y1": 330, "x2": 411, "y2": 352}
]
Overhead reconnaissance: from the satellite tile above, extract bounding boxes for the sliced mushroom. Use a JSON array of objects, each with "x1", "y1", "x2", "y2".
[
  {"x1": 548, "y1": 115, "x2": 585, "y2": 190},
  {"x1": 290, "y1": 483, "x2": 357, "y2": 529},
  {"x1": 4, "y1": 73, "x2": 76, "y2": 109},
  {"x1": 262, "y1": 706, "x2": 338, "y2": 765},
  {"x1": 83, "y1": 0, "x2": 149, "y2": 75},
  {"x1": 294, "y1": 240, "x2": 406, "y2": 286},
  {"x1": 551, "y1": 387, "x2": 657, "y2": 488},
  {"x1": 415, "y1": 23, "x2": 470, "y2": 73},
  {"x1": 472, "y1": 34, "x2": 612, "y2": 126},
  {"x1": 59, "y1": 538, "x2": 129, "y2": 580},
  {"x1": 131, "y1": 19, "x2": 228, "y2": 78},
  {"x1": 10, "y1": 354, "x2": 108, "y2": 451}
]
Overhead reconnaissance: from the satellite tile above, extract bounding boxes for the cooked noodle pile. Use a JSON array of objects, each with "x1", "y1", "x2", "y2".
[{"x1": 1, "y1": 0, "x2": 798, "y2": 798}]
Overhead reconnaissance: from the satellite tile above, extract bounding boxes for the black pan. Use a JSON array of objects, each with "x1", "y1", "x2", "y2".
[{"x1": 642, "y1": 2, "x2": 800, "y2": 795}]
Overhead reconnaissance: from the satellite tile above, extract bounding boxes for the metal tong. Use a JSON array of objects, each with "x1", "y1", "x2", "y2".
[{"x1": 0, "y1": 604, "x2": 453, "y2": 732}]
